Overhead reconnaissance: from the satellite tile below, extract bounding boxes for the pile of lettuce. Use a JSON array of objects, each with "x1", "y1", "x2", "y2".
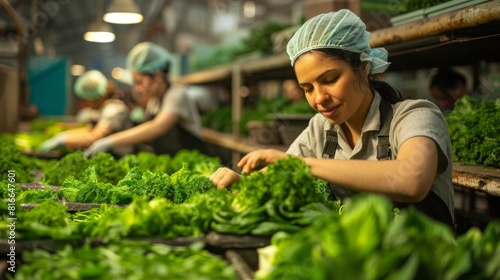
[
  {"x1": 446, "y1": 96, "x2": 499, "y2": 167},
  {"x1": 0, "y1": 135, "x2": 47, "y2": 183},
  {"x1": 255, "y1": 194, "x2": 500, "y2": 280},
  {"x1": 0, "y1": 188, "x2": 232, "y2": 242},
  {"x1": 10, "y1": 241, "x2": 236, "y2": 280}
]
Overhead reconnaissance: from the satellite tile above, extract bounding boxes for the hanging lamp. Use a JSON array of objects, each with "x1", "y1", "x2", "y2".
[
  {"x1": 84, "y1": 0, "x2": 115, "y2": 43},
  {"x1": 103, "y1": 0, "x2": 143, "y2": 24}
]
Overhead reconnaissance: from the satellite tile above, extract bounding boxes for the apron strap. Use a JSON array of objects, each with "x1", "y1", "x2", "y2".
[
  {"x1": 321, "y1": 98, "x2": 393, "y2": 159},
  {"x1": 377, "y1": 98, "x2": 393, "y2": 160},
  {"x1": 322, "y1": 130, "x2": 338, "y2": 159}
]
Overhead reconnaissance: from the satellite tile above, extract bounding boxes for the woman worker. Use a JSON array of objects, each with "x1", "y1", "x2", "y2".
[
  {"x1": 83, "y1": 42, "x2": 205, "y2": 157},
  {"x1": 39, "y1": 70, "x2": 133, "y2": 156},
  {"x1": 210, "y1": 10, "x2": 455, "y2": 228}
]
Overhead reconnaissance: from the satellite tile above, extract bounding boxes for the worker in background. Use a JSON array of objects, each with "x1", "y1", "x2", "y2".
[
  {"x1": 282, "y1": 79, "x2": 304, "y2": 103},
  {"x1": 429, "y1": 67, "x2": 468, "y2": 116},
  {"x1": 210, "y1": 10, "x2": 455, "y2": 228},
  {"x1": 430, "y1": 68, "x2": 500, "y2": 220},
  {"x1": 83, "y1": 42, "x2": 205, "y2": 157},
  {"x1": 39, "y1": 70, "x2": 133, "y2": 156}
]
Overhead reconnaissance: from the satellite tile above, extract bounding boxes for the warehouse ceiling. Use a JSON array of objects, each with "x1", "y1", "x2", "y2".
[{"x1": 0, "y1": 0, "x2": 299, "y2": 74}]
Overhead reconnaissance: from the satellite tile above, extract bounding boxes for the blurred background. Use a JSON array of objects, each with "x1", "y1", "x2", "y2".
[{"x1": 0, "y1": 0, "x2": 498, "y2": 120}]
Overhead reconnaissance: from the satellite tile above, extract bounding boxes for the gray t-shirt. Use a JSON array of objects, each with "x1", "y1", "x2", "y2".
[
  {"x1": 98, "y1": 99, "x2": 133, "y2": 156},
  {"x1": 145, "y1": 84, "x2": 202, "y2": 137},
  {"x1": 98, "y1": 99, "x2": 131, "y2": 132},
  {"x1": 287, "y1": 92, "x2": 454, "y2": 221}
]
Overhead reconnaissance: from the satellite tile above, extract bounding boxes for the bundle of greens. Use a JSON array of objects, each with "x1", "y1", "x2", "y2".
[
  {"x1": 446, "y1": 96, "x2": 499, "y2": 167},
  {"x1": 210, "y1": 156, "x2": 336, "y2": 236}
]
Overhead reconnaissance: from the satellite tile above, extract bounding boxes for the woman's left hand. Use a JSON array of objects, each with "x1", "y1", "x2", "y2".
[
  {"x1": 238, "y1": 149, "x2": 287, "y2": 174},
  {"x1": 209, "y1": 167, "x2": 241, "y2": 189}
]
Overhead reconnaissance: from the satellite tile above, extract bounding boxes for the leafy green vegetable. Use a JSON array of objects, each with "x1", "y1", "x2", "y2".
[
  {"x1": 88, "y1": 153, "x2": 127, "y2": 185},
  {"x1": 399, "y1": 0, "x2": 451, "y2": 14},
  {"x1": 20, "y1": 200, "x2": 69, "y2": 227},
  {"x1": 168, "y1": 149, "x2": 222, "y2": 176},
  {"x1": 170, "y1": 163, "x2": 215, "y2": 204},
  {"x1": 11, "y1": 241, "x2": 237, "y2": 280},
  {"x1": 255, "y1": 194, "x2": 500, "y2": 280},
  {"x1": 58, "y1": 176, "x2": 86, "y2": 202},
  {"x1": 0, "y1": 180, "x2": 22, "y2": 200},
  {"x1": 42, "y1": 151, "x2": 89, "y2": 185},
  {"x1": 446, "y1": 96, "x2": 499, "y2": 167},
  {"x1": 231, "y1": 156, "x2": 328, "y2": 214},
  {"x1": 210, "y1": 156, "x2": 336, "y2": 236},
  {"x1": 0, "y1": 134, "x2": 45, "y2": 183},
  {"x1": 17, "y1": 187, "x2": 58, "y2": 204},
  {"x1": 118, "y1": 152, "x2": 172, "y2": 174}
]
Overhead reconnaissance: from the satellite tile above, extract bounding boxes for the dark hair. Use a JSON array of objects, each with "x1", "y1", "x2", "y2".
[
  {"x1": 314, "y1": 48, "x2": 403, "y2": 104},
  {"x1": 141, "y1": 61, "x2": 171, "y2": 86},
  {"x1": 430, "y1": 68, "x2": 466, "y2": 94}
]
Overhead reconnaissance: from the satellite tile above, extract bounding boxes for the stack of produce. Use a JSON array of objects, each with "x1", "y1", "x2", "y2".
[{"x1": 446, "y1": 96, "x2": 499, "y2": 167}]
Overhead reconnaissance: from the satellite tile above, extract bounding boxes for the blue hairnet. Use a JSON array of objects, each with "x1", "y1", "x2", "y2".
[
  {"x1": 286, "y1": 9, "x2": 390, "y2": 74},
  {"x1": 74, "y1": 70, "x2": 108, "y2": 100},
  {"x1": 126, "y1": 42, "x2": 171, "y2": 73}
]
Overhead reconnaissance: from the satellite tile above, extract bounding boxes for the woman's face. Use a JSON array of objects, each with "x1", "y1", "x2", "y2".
[
  {"x1": 131, "y1": 71, "x2": 163, "y2": 106},
  {"x1": 294, "y1": 51, "x2": 371, "y2": 125}
]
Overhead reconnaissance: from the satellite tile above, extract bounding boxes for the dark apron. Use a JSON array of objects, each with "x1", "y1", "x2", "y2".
[
  {"x1": 148, "y1": 123, "x2": 207, "y2": 156},
  {"x1": 141, "y1": 90, "x2": 208, "y2": 156},
  {"x1": 321, "y1": 98, "x2": 454, "y2": 228}
]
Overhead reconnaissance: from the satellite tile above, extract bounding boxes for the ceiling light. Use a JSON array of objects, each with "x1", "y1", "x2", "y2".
[
  {"x1": 104, "y1": 0, "x2": 143, "y2": 24},
  {"x1": 84, "y1": 21, "x2": 115, "y2": 43},
  {"x1": 84, "y1": 0, "x2": 115, "y2": 43}
]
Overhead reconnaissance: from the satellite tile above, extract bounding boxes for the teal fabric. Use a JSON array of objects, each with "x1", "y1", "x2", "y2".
[
  {"x1": 74, "y1": 70, "x2": 108, "y2": 100},
  {"x1": 28, "y1": 56, "x2": 69, "y2": 116}
]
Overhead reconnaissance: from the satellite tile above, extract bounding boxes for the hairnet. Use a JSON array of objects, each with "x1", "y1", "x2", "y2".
[
  {"x1": 74, "y1": 70, "x2": 108, "y2": 100},
  {"x1": 126, "y1": 42, "x2": 171, "y2": 74},
  {"x1": 286, "y1": 9, "x2": 390, "y2": 74}
]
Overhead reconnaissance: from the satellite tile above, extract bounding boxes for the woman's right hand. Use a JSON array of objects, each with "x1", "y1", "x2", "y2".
[
  {"x1": 238, "y1": 149, "x2": 287, "y2": 174},
  {"x1": 209, "y1": 167, "x2": 241, "y2": 189}
]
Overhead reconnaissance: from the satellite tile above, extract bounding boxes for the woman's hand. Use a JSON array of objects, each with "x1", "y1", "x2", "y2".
[
  {"x1": 238, "y1": 149, "x2": 287, "y2": 174},
  {"x1": 209, "y1": 167, "x2": 242, "y2": 189}
]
